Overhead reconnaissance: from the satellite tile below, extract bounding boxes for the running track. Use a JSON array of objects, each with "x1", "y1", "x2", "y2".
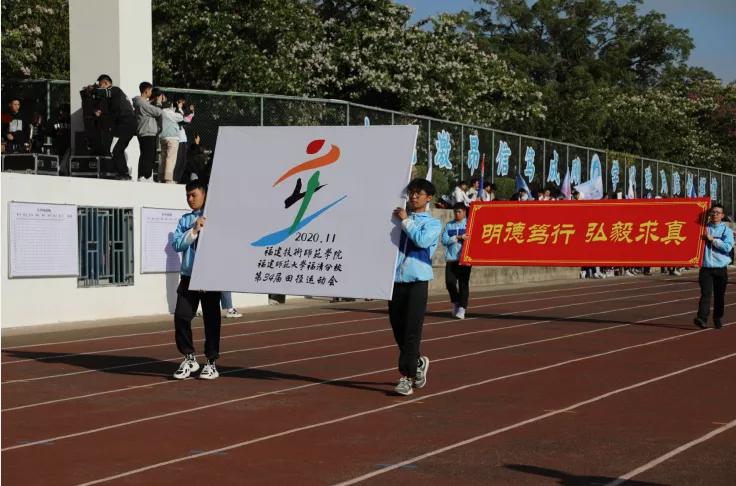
[{"x1": 2, "y1": 274, "x2": 735, "y2": 485}]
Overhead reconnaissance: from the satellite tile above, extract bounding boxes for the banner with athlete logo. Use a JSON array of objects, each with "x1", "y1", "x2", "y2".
[
  {"x1": 189, "y1": 126, "x2": 417, "y2": 299},
  {"x1": 461, "y1": 198, "x2": 710, "y2": 267}
]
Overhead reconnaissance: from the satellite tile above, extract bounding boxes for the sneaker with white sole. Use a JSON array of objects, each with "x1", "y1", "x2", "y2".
[
  {"x1": 456, "y1": 307, "x2": 466, "y2": 319},
  {"x1": 173, "y1": 354, "x2": 200, "y2": 379},
  {"x1": 414, "y1": 356, "x2": 430, "y2": 388},
  {"x1": 225, "y1": 308, "x2": 242, "y2": 318},
  {"x1": 394, "y1": 376, "x2": 413, "y2": 396},
  {"x1": 199, "y1": 361, "x2": 219, "y2": 380}
]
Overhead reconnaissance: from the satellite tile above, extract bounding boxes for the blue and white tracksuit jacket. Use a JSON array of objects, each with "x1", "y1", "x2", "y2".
[
  {"x1": 394, "y1": 212, "x2": 442, "y2": 283},
  {"x1": 441, "y1": 218, "x2": 467, "y2": 263},
  {"x1": 171, "y1": 209, "x2": 202, "y2": 276},
  {"x1": 702, "y1": 222, "x2": 734, "y2": 268}
]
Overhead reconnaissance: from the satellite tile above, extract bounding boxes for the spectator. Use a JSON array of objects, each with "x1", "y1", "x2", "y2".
[
  {"x1": 185, "y1": 134, "x2": 210, "y2": 182},
  {"x1": 220, "y1": 292, "x2": 243, "y2": 318},
  {"x1": 50, "y1": 104, "x2": 71, "y2": 175},
  {"x1": 1, "y1": 98, "x2": 29, "y2": 153},
  {"x1": 466, "y1": 178, "x2": 480, "y2": 201},
  {"x1": 480, "y1": 182, "x2": 496, "y2": 201},
  {"x1": 158, "y1": 96, "x2": 184, "y2": 183},
  {"x1": 28, "y1": 113, "x2": 46, "y2": 153},
  {"x1": 79, "y1": 74, "x2": 136, "y2": 179},
  {"x1": 133, "y1": 82, "x2": 162, "y2": 182},
  {"x1": 452, "y1": 180, "x2": 471, "y2": 206},
  {"x1": 173, "y1": 95, "x2": 194, "y2": 183}
]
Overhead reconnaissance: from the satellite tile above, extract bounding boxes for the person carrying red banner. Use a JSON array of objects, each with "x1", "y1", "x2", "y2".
[
  {"x1": 694, "y1": 203, "x2": 734, "y2": 330},
  {"x1": 442, "y1": 203, "x2": 472, "y2": 319},
  {"x1": 390, "y1": 178, "x2": 442, "y2": 396}
]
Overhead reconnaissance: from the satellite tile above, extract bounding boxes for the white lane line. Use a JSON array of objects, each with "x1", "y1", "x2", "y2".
[
  {"x1": 1, "y1": 278, "x2": 658, "y2": 351},
  {"x1": 4, "y1": 291, "x2": 722, "y2": 411},
  {"x1": 75, "y1": 334, "x2": 736, "y2": 485},
  {"x1": 2, "y1": 281, "x2": 679, "y2": 365},
  {"x1": 1, "y1": 285, "x2": 691, "y2": 384},
  {"x1": 605, "y1": 419, "x2": 736, "y2": 486},
  {"x1": 3, "y1": 302, "x2": 719, "y2": 450},
  {"x1": 334, "y1": 352, "x2": 736, "y2": 486}
]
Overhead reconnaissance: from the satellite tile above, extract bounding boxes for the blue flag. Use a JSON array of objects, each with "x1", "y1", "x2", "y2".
[{"x1": 515, "y1": 171, "x2": 531, "y2": 196}]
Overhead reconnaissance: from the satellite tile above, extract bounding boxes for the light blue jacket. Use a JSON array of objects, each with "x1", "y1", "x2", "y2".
[
  {"x1": 702, "y1": 222, "x2": 734, "y2": 268},
  {"x1": 394, "y1": 212, "x2": 442, "y2": 283},
  {"x1": 441, "y1": 218, "x2": 467, "y2": 262},
  {"x1": 172, "y1": 210, "x2": 202, "y2": 276}
]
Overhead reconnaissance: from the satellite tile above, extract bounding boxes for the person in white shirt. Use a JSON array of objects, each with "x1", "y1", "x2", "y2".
[
  {"x1": 452, "y1": 180, "x2": 471, "y2": 206},
  {"x1": 480, "y1": 182, "x2": 496, "y2": 201},
  {"x1": 466, "y1": 178, "x2": 481, "y2": 201}
]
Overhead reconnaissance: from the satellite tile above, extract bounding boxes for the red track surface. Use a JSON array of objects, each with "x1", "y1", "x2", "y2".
[{"x1": 2, "y1": 274, "x2": 735, "y2": 485}]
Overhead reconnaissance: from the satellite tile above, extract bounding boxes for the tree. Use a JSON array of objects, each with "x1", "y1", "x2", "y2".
[{"x1": 1, "y1": 1, "x2": 69, "y2": 79}]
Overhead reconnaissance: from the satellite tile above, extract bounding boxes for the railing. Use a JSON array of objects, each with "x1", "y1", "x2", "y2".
[
  {"x1": 3, "y1": 79, "x2": 734, "y2": 215},
  {"x1": 78, "y1": 206, "x2": 134, "y2": 287}
]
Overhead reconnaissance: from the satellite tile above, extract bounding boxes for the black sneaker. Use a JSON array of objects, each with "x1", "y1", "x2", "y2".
[
  {"x1": 714, "y1": 319, "x2": 723, "y2": 329},
  {"x1": 693, "y1": 317, "x2": 707, "y2": 329}
]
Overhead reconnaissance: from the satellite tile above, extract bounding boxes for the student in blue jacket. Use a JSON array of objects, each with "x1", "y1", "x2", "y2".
[
  {"x1": 171, "y1": 180, "x2": 222, "y2": 379},
  {"x1": 442, "y1": 203, "x2": 472, "y2": 319},
  {"x1": 694, "y1": 203, "x2": 734, "y2": 330},
  {"x1": 390, "y1": 178, "x2": 442, "y2": 396}
]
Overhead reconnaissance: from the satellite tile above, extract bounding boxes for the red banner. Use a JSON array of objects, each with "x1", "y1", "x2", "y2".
[{"x1": 460, "y1": 198, "x2": 710, "y2": 267}]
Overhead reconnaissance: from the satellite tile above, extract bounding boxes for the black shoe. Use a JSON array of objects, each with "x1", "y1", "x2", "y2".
[
  {"x1": 714, "y1": 319, "x2": 723, "y2": 329},
  {"x1": 115, "y1": 174, "x2": 132, "y2": 180},
  {"x1": 693, "y1": 317, "x2": 707, "y2": 329}
]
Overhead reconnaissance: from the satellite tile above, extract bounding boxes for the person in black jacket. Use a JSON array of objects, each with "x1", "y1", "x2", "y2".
[
  {"x1": 80, "y1": 74, "x2": 136, "y2": 179},
  {"x1": 1, "y1": 99, "x2": 30, "y2": 153}
]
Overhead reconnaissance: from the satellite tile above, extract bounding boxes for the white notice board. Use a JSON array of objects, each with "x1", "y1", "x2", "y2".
[
  {"x1": 9, "y1": 202, "x2": 79, "y2": 278},
  {"x1": 141, "y1": 207, "x2": 189, "y2": 273}
]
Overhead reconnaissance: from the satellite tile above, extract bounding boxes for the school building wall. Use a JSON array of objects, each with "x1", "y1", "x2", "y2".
[{"x1": 1, "y1": 173, "x2": 578, "y2": 329}]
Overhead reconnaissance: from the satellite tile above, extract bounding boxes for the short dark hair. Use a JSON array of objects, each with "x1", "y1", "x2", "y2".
[
  {"x1": 406, "y1": 178, "x2": 435, "y2": 196},
  {"x1": 711, "y1": 203, "x2": 724, "y2": 211},
  {"x1": 185, "y1": 179, "x2": 207, "y2": 193},
  {"x1": 139, "y1": 81, "x2": 153, "y2": 93},
  {"x1": 457, "y1": 180, "x2": 468, "y2": 186},
  {"x1": 453, "y1": 202, "x2": 467, "y2": 211},
  {"x1": 97, "y1": 74, "x2": 113, "y2": 84},
  {"x1": 470, "y1": 178, "x2": 478, "y2": 184}
]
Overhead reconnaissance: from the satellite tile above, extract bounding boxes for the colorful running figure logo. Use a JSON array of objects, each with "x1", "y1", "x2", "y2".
[{"x1": 251, "y1": 138, "x2": 348, "y2": 247}]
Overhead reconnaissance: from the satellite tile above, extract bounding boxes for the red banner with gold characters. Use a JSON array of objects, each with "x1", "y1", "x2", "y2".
[{"x1": 460, "y1": 198, "x2": 710, "y2": 267}]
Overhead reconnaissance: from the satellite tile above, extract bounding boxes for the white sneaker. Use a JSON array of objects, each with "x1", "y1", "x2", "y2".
[
  {"x1": 173, "y1": 354, "x2": 200, "y2": 379},
  {"x1": 672, "y1": 270, "x2": 682, "y2": 276},
  {"x1": 394, "y1": 376, "x2": 413, "y2": 396},
  {"x1": 225, "y1": 308, "x2": 242, "y2": 318},
  {"x1": 138, "y1": 176, "x2": 146, "y2": 182},
  {"x1": 414, "y1": 356, "x2": 430, "y2": 388},
  {"x1": 624, "y1": 270, "x2": 634, "y2": 276},
  {"x1": 456, "y1": 307, "x2": 466, "y2": 319},
  {"x1": 199, "y1": 362, "x2": 219, "y2": 380},
  {"x1": 195, "y1": 309, "x2": 202, "y2": 317}
]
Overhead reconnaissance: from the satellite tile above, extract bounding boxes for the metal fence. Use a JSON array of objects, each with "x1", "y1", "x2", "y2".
[
  {"x1": 78, "y1": 206, "x2": 134, "y2": 287},
  {"x1": 3, "y1": 79, "x2": 735, "y2": 216}
]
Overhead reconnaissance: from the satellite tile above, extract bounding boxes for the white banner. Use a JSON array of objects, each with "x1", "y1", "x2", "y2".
[
  {"x1": 9, "y1": 202, "x2": 78, "y2": 278},
  {"x1": 141, "y1": 207, "x2": 189, "y2": 273},
  {"x1": 189, "y1": 126, "x2": 418, "y2": 300}
]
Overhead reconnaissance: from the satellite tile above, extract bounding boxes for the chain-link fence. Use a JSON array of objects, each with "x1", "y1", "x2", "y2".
[{"x1": 3, "y1": 79, "x2": 735, "y2": 216}]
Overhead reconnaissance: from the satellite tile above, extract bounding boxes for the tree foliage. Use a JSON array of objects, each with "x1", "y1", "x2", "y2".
[{"x1": 1, "y1": 0, "x2": 733, "y2": 172}]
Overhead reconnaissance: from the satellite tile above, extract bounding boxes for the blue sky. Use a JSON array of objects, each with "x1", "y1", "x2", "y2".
[{"x1": 398, "y1": 0, "x2": 735, "y2": 83}]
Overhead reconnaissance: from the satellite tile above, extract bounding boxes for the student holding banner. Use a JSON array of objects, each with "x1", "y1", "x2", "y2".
[
  {"x1": 442, "y1": 203, "x2": 472, "y2": 319},
  {"x1": 171, "y1": 180, "x2": 222, "y2": 379},
  {"x1": 390, "y1": 178, "x2": 442, "y2": 396},
  {"x1": 694, "y1": 203, "x2": 734, "y2": 330}
]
